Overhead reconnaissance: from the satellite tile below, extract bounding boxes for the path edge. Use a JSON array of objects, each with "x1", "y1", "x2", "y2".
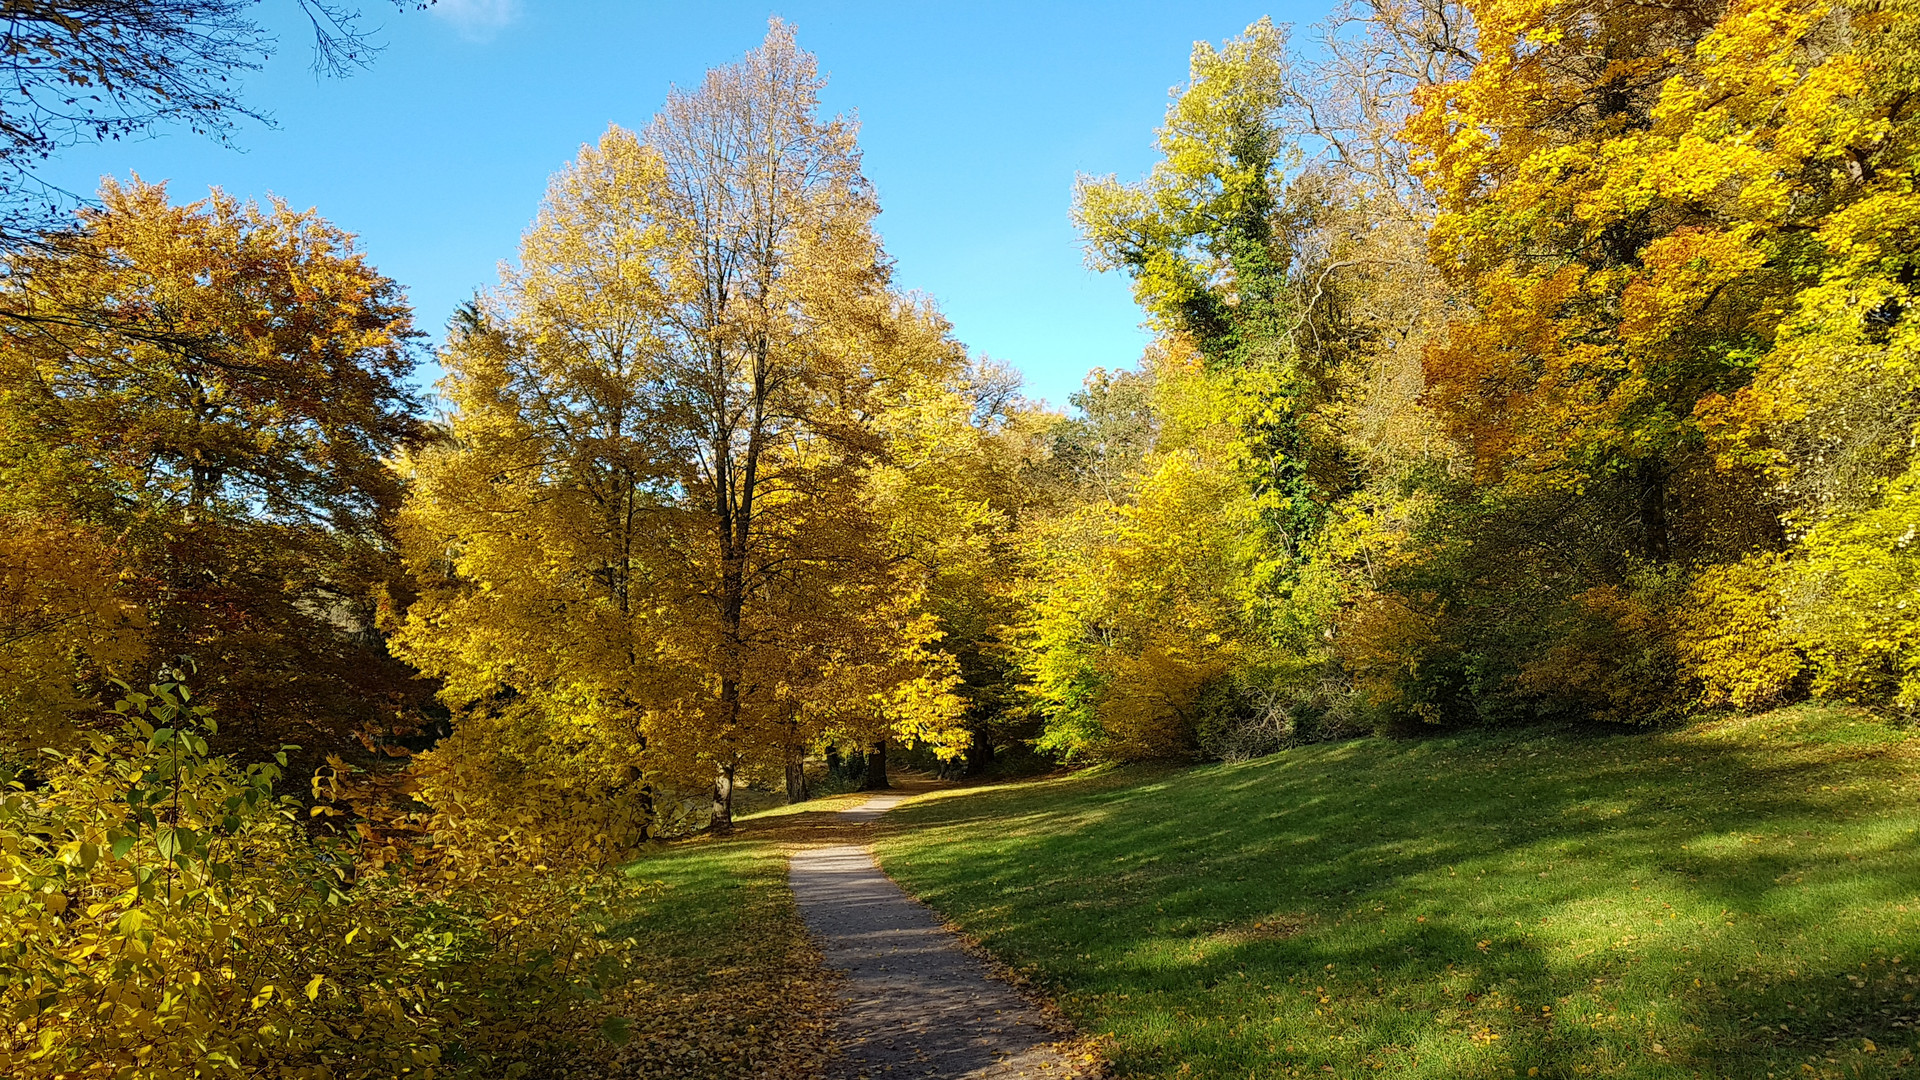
[{"x1": 850, "y1": 789, "x2": 1116, "y2": 1079}]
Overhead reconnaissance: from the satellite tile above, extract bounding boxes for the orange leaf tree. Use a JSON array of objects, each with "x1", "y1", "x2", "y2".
[{"x1": 0, "y1": 178, "x2": 433, "y2": 760}]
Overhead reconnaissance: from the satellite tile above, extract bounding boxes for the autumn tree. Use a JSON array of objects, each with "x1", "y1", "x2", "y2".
[
  {"x1": 1018, "y1": 345, "x2": 1272, "y2": 761},
  {"x1": 1397, "y1": 0, "x2": 1920, "y2": 718},
  {"x1": 1704, "y1": 0, "x2": 1920, "y2": 709},
  {"x1": 397, "y1": 23, "x2": 967, "y2": 836},
  {"x1": 861, "y1": 357, "x2": 1057, "y2": 776},
  {"x1": 1069, "y1": 12, "x2": 1452, "y2": 592},
  {"x1": 1073, "y1": 19, "x2": 1339, "y2": 552},
  {"x1": 1034, "y1": 14, "x2": 1462, "y2": 758},
  {"x1": 0, "y1": 178, "x2": 432, "y2": 759}
]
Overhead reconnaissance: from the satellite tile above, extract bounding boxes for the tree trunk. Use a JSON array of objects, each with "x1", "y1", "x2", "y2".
[
  {"x1": 965, "y1": 726, "x2": 995, "y2": 777},
  {"x1": 861, "y1": 738, "x2": 889, "y2": 790},
  {"x1": 1636, "y1": 458, "x2": 1671, "y2": 563},
  {"x1": 623, "y1": 761, "x2": 655, "y2": 842},
  {"x1": 710, "y1": 648, "x2": 742, "y2": 831},
  {"x1": 636, "y1": 782, "x2": 655, "y2": 842},
  {"x1": 711, "y1": 760, "x2": 735, "y2": 833},
  {"x1": 784, "y1": 744, "x2": 809, "y2": 804}
]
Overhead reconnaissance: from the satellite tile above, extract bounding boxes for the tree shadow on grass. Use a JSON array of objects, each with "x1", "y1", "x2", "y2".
[{"x1": 874, "y1": 713, "x2": 1920, "y2": 1078}]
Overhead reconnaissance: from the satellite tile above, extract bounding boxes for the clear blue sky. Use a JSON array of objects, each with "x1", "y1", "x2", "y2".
[{"x1": 39, "y1": 0, "x2": 1308, "y2": 408}]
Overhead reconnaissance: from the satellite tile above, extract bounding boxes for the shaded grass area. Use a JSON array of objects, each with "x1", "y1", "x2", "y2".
[
  {"x1": 599, "y1": 837, "x2": 833, "y2": 1079},
  {"x1": 873, "y1": 707, "x2": 1920, "y2": 1079}
]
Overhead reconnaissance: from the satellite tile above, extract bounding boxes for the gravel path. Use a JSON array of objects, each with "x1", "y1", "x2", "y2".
[{"x1": 789, "y1": 791, "x2": 1088, "y2": 1079}]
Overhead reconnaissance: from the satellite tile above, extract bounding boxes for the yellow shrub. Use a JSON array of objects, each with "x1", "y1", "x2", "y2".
[
  {"x1": 1097, "y1": 639, "x2": 1225, "y2": 761},
  {"x1": 407, "y1": 697, "x2": 652, "y2": 867},
  {"x1": 1790, "y1": 467, "x2": 1920, "y2": 710},
  {"x1": 1677, "y1": 553, "x2": 1804, "y2": 710},
  {"x1": 0, "y1": 522, "x2": 145, "y2": 749},
  {"x1": 0, "y1": 681, "x2": 621, "y2": 1080}
]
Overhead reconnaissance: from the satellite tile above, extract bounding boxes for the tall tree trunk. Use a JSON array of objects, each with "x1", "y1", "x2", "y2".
[
  {"x1": 620, "y1": 760, "x2": 656, "y2": 842},
  {"x1": 710, "y1": 608, "x2": 744, "y2": 832},
  {"x1": 862, "y1": 738, "x2": 889, "y2": 790},
  {"x1": 711, "y1": 663, "x2": 741, "y2": 832},
  {"x1": 784, "y1": 742, "x2": 809, "y2": 804},
  {"x1": 707, "y1": 374, "x2": 759, "y2": 829},
  {"x1": 965, "y1": 726, "x2": 995, "y2": 777},
  {"x1": 711, "y1": 758, "x2": 736, "y2": 833},
  {"x1": 1636, "y1": 458, "x2": 1670, "y2": 563}
]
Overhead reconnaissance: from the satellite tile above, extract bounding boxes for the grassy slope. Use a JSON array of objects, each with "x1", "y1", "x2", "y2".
[{"x1": 873, "y1": 707, "x2": 1920, "y2": 1079}]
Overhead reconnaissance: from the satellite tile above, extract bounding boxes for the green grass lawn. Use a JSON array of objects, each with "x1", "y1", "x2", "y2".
[{"x1": 873, "y1": 707, "x2": 1920, "y2": 1079}]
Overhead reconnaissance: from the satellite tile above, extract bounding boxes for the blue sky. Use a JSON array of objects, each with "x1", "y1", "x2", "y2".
[{"x1": 38, "y1": 0, "x2": 1306, "y2": 408}]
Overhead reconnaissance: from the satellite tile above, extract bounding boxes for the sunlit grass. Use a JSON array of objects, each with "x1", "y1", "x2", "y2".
[
  {"x1": 735, "y1": 788, "x2": 873, "y2": 821},
  {"x1": 874, "y1": 706, "x2": 1920, "y2": 1079}
]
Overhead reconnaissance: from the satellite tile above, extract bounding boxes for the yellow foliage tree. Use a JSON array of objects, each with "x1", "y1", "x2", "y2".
[
  {"x1": 0, "y1": 680, "x2": 621, "y2": 1080},
  {"x1": 1393, "y1": 0, "x2": 1919, "y2": 721},
  {"x1": 1021, "y1": 344, "x2": 1271, "y2": 761},
  {"x1": 396, "y1": 23, "x2": 968, "y2": 834}
]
